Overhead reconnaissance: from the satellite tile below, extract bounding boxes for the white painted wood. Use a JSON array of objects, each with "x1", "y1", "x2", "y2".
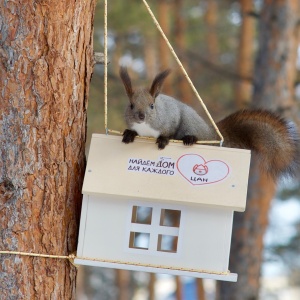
[
  {"x1": 126, "y1": 201, "x2": 184, "y2": 256},
  {"x1": 77, "y1": 196, "x2": 233, "y2": 273},
  {"x1": 75, "y1": 134, "x2": 250, "y2": 281},
  {"x1": 76, "y1": 195, "x2": 89, "y2": 257},
  {"x1": 83, "y1": 134, "x2": 250, "y2": 212},
  {"x1": 73, "y1": 258, "x2": 238, "y2": 282}
]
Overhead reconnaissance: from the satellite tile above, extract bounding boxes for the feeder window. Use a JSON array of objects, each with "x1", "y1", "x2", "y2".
[
  {"x1": 129, "y1": 232, "x2": 150, "y2": 250},
  {"x1": 128, "y1": 205, "x2": 182, "y2": 255},
  {"x1": 131, "y1": 206, "x2": 152, "y2": 225},
  {"x1": 160, "y1": 209, "x2": 181, "y2": 227},
  {"x1": 157, "y1": 234, "x2": 178, "y2": 253}
]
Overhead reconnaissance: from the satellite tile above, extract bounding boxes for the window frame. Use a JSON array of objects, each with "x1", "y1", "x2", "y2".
[{"x1": 125, "y1": 201, "x2": 185, "y2": 257}]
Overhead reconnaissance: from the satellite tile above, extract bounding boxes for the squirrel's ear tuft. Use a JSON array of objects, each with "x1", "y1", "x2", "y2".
[
  {"x1": 149, "y1": 69, "x2": 171, "y2": 98},
  {"x1": 120, "y1": 67, "x2": 134, "y2": 99}
]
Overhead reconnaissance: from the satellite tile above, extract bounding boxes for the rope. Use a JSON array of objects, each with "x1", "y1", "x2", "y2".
[
  {"x1": 0, "y1": 250, "x2": 230, "y2": 276},
  {"x1": 104, "y1": 0, "x2": 108, "y2": 133},
  {"x1": 103, "y1": 0, "x2": 224, "y2": 145},
  {"x1": 141, "y1": 0, "x2": 223, "y2": 145},
  {"x1": 0, "y1": 250, "x2": 73, "y2": 260},
  {"x1": 0, "y1": 0, "x2": 232, "y2": 279},
  {"x1": 108, "y1": 129, "x2": 221, "y2": 144}
]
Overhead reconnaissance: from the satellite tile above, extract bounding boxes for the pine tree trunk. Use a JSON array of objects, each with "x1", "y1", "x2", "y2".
[
  {"x1": 173, "y1": 0, "x2": 194, "y2": 105},
  {"x1": 144, "y1": 35, "x2": 159, "y2": 79},
  {"x1": 203, "y1": 0, "x2": 220, "y2": 108},
  {"x1": 0, "y1": 1, "x2": 95, "y2": 299},
  {"x1": 217, "y1": 1, "x2": 299, "y2": 299},
  {"x1": 252, "y1": 0, "x2": 299, "y2": 117},
  {"x1": 196, "y1": 278, "x2": 206, "y2": 300},
  {"x1": 175, "y1": 276, "x2": 183, "y2": 300},
  {"x1": 157, "y1": 0, "x2": 172, "y2": 94},
  {"x1": 234, "y1": 0, "x2": 255, "y2": 108},
  {"x1": 148, "y1": 273, "x2": 156, "y2": 300},
  {"x1": 204, "y1": 0, "x2": 218, "y2": 61},
  {"x1": 116, "y1": 270, "x2": 131, "y2": 300}
]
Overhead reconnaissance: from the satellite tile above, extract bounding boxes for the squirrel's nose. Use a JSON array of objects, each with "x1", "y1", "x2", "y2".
[{"x1": 138, "y1": 112, "x2": 145, "y2": 121}]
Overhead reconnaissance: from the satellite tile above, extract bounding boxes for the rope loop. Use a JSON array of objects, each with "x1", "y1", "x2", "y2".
[
  {"x1": 0, "y1": 250, "x2": 230, "y2": 276},
  {"x1": 103, "y1": 0, "x2": 224, "y2": 145}
]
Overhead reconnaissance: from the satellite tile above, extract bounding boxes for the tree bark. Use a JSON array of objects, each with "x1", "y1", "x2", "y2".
[
  {"x1": 204, "y1": 0, "x2": 219, "y2": 61},
  {"x1": 0, "y1": 0, "x2": 95, "y2": 299},
  {"x1": 175, "y1": 276, "x2": 183, "y2": 300},
  {"x1": 196, "y1": 278, "x2": 206, "y2": 300},
  {"x1": 252, "y1": 0, "x2": 299, "y2": 118},
  {"x1": 148, "y1": 273, "x2": 156, "y2": 300},
  {"x1": 203, "y1": 0, "x2": 221, "y2": 111},
  {"x1": 157, "y1": 0, "x2": 172, "y2": 94},
  {"x1": 217, "y1": 1, "x2": 299, "y2": 299},
  {"x1": 234, "y1": 0, "x2": 255, "y2": 108},
  {"x1": 116, "y1": 269, "x2": 131, "y2": 300},
  {"x1": 173, "y1": 0, "x2": 194, "y2": 105},
  {"x1": 144, "y1": 35, "x2": 159, "y2": 79}
]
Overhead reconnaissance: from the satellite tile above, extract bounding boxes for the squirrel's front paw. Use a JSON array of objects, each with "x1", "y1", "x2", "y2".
[
  {"x1": 122, "y1": 129, "x2": 138, "y2": 144},
  {"x1": 156, "y1": 136, "x2": 169, "y2": 150},
  {"x1": 182, "y1": 135, "x2": 198, "y2": 146}
]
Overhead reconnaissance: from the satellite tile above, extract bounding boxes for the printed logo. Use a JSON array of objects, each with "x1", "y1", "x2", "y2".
[
  {"x1": 127, "y1": 157, "x2": 176, "y2": 176},
  {"x1": 177, "y1": 154, "x2": 229, "y2": 185},
  {"x1": 193, "y1": 164, "x2": 208, "y2": 176}
]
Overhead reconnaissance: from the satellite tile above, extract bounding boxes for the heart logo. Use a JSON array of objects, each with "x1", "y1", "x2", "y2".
[{"x1": 176, "y1": 154, "x2": 230, "y2": 185}]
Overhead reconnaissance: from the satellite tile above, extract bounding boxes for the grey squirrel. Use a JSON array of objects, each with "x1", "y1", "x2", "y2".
[{"x1": 120, "y1": 67, "x2": 300, "y2": 179}]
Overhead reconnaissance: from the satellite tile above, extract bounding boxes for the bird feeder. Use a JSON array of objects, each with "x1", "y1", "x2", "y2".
[{"x1": 75, "y1": 134, "x2": 251, "y2": 282}]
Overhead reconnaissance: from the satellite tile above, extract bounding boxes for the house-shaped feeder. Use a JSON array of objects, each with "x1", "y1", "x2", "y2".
[{"x1": 75, "y1": 134, "x2": 251, "y2": 282}]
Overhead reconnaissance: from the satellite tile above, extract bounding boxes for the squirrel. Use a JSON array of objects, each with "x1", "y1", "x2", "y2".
[{"x1": 120, "y1": 67, "x2": 300, "y2": 179}]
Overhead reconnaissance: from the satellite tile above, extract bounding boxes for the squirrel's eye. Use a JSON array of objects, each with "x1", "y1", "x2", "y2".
[
  {"x1": 150, "y1": 103, "x2": 154, "y2": 109},
  {"x1": 130, "y1": 104, "x2": 134, "y2": 109}
]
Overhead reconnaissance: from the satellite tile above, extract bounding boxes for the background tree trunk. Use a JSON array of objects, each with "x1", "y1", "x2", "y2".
[
  {"x1": 203, "y1": 0, "x2": 220, "y2": 112},
  {"x1": 234, "y1": 0, "x2": 255, "y2": 108},
  {"x1": 204, "y1": 0, "x2": 219, "y2": 61},
  {"x1": 116, "y1": 269, "x2": 132, "y2": 300},
  {"x1": 148, "y1": 273, "x2": 156, "y2": 300},
  {"x1": 175, "y1": 276, "x2": 183, "y2": 300},
  {"x1": 217, "y1": 1, "x2": 299, "y2": 299},
  {"x1": 196, "y1": 278, "x2": 206, "y2": 300},
  {"x1": 144, "y1": 34, "x2": 159, "y2": 79},
  {"x1": 0, "y1": 0, "x2": 95, "y2": 299},
  {"x1": 173, "y1": 0, "x2": 194, "y2": 104},
  {"x1": 252, "y1": 0, "x2": 299, "y2": 119},
  {"x1": 157, "y1": 0, "x2": 172, "y2": 94}
]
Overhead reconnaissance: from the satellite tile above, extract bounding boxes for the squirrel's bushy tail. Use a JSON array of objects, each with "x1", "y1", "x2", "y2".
[{"x1": 217, "y1": 110, "x2": 300, "y2": 179}]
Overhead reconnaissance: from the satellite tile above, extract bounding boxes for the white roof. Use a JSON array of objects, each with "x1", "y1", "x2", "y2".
[{"x1": 83, "y1": 134, "x2": 251, "y2": 211}]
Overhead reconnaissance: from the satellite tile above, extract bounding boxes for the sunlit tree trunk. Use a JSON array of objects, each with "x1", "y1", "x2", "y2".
[
  {"x1": 252, "y1": 0, "x2": 299, "y2": 119},
  {"x1": 175, "y1": 276, "x2": 183, "y2": 300},
  {"x1": 149, "y1": 273, "x2": 156, "y2": 300},
  {"x1": 144, "y1": 34, "x2": 159, "y2": 79},
  {"x1": 157, "y1": 0, "x2": 172, "y2": 94},
  {"x1": 203, "y1": 0, "x2": 220, "y2": 107},
  {"x1": 116, "y1": 269, "x2": 132, "y2": 300},
  {"x1": 204, "y1": 0, "x2": 219, "y2": 61},
  {"x1": 196, "y1": 278, "x2": 206, "y2": 300},
  {"x1": 76, "y1": 266, "x2": 86, "y2": 300},
  {"x1": 173, "y1": 0, "x2": 194, "y2": 104},
  {"x1": 0, "y1": 0, "x2": 95, "y2": 298},
  {"x1": 234, "y1": 0, "x2": 255, "y2": 108},
  {"x1": 113, "y1": 36, "x2": 123, "y2": 76},
  {"x1": 217, "y1": 1, "x2": 299, "y2": 299}
]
